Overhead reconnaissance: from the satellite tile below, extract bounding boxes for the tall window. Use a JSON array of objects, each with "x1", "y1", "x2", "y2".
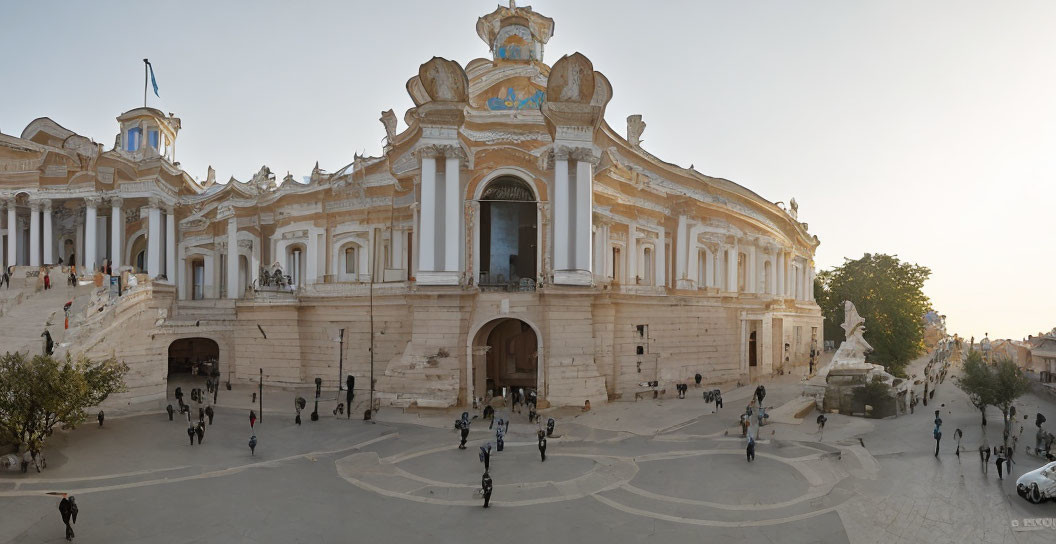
[
  {"x1": 643, "y1": 247, "x2": 654, "y2": 285},
  {"x1": 148, "y1": 130, "x2": 160, "y2": 150},
  {"x1": 126, "y1": 127, "x2": 142, "y2": 151},
  {"x1": 611, "y1": 247, "x2": 620, "y2": 281},
  {"x1": 344, "y1": 247, "x2": 356, "y2": 275}
]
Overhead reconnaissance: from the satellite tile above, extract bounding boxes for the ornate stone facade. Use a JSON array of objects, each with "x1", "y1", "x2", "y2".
[{"x1": 0, "y1": 3, "x2": 821, "y2": 410}]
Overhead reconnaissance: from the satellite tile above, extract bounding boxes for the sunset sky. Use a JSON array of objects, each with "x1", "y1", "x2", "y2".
[{"x1": 2, "y1": 1, "x2": 1053, "y2": 339}]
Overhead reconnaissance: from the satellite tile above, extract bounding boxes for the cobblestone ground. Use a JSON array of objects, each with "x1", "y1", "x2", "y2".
[{"x1": 2, "y1": 353, "x2": 1054, "y2": 543}]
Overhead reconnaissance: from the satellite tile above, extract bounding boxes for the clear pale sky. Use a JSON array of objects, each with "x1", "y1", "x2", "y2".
[{"x1": 2, "y1": 1, "x2": 1053, "y2": 340}]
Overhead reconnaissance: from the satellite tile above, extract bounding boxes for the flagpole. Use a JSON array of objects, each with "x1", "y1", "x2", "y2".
[{"x1": 143, "y1": 59, "x2": 148, "y2": 107}]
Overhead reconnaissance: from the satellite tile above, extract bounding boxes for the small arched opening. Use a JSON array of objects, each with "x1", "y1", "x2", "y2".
[
  {"x1": 168, "y1": 337, "x2": 220, "y2": 376},
  {"x1": 286, "y1": 243, "x2": 307, "y2": 287},
  {"x1": 470, "y1": 318, "x2": 539, "y2": 404}
]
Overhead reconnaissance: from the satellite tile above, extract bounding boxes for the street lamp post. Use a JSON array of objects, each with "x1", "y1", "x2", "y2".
[
  {"x1": 258, "y1": 368, "x2": 263, "y2": 423},
  {"x1": 312, "y1": 377, "x2": 321, "y2": 421}
]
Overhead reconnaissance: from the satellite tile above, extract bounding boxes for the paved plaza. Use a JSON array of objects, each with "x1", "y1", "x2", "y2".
[{"x1": 2, "y1": 353, "x2": 1055, "y2": 543}]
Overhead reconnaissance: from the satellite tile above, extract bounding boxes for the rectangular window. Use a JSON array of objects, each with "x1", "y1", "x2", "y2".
[
  {"x1": 126, "y1": 128, "x2": 142, "y2": 151},
  {"x1": 344, "y1": 248, "x2": 355, "y2": 275},
  {"x1": 149, "y1": 130, "x2": 159, "y2": 150}
]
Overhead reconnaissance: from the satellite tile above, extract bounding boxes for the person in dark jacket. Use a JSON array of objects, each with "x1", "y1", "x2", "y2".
[
  {"x1": 59, "y1": 494, "x2": 78, "y2": 541},
  {"x1": 481, "y1": 471, "x2": 493, "y2": 508},
  {"x1": 746, "y1": 436, "x2": 756, "y2": 462},
  {"x1": 205, "y1": 405, "x2": 214, "y2": 425},
  {"x1": 479, "y1": 443, "x2": 492, "y2": 471},
  {"x1": 195, "y1": 422, "x2": 205, "y2": 445},
  {"x1": 187, "y1": 426, "x2": 195, "y2": 446},
  {"x1": 538, "y1": 432, "x2": 547, "y2": 462},
  {"x1": 459, "y1": 420, "x2": 471, "y2": 450}
]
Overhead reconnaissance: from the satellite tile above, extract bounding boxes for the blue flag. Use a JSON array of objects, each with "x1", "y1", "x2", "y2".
[{"x1": 147, "y1": 62, "x2": 160, "y2": 97}]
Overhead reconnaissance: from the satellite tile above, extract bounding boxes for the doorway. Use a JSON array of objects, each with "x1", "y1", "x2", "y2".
[
  {"x1": 478, "y1": 177, "x2": 537, "y2": 289},
  {"x1": 167, "y1": 337, "x2": 220, "y2": 376},
  {"x1": 471, "y1": 318, "x2": 538, "y2": 402}
]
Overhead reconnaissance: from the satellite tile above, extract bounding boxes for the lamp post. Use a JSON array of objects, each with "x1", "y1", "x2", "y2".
[
  {"x1": 258, "y1": 368, "x2": 263, "y2": 423},
  {"x1": 337, "y1": 328, "x2": 345, "y2": 391},
  {"x1": 312, "y1": 377, "x2": 321, "y2": 421}
]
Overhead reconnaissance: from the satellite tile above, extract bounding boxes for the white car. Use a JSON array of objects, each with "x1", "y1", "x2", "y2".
[{"x1": 1017, "y1": 461, "x2": 1056, "y2": 503}]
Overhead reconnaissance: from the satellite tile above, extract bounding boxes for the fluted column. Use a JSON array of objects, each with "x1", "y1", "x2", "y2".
[
  {"x1": 147, "y1": 199, "x2": 161, "y2": 277},
  {"x1": 166, "y1": 206, "x2": 176, "y2": 282},
  {"x1": 84, "y1": 198, "x2": 98, "y2": 272},
  {"x1": 28, "y1": 200, "x2": 40, "y2": 267},
  {"x1": 654, "y1": 226, "x2": 665, "y2": 287},
  {"x1": 42, "y1": 200, "x2": 53, "y2": 265},
  {"x1": 110, "y1": 198, "x2": 123, "y2": 270},
  {"x1": 226, "y1": 216, "x2": 238, "y2": 298},
  {"x1": 776, "y1": 251, "x2": 785, "y2": 297},
  {"x1": 553, "y1": 153, "x2": 569, "y2": 270},
  {"x1": 574, "y1": 158, "x2": 593, "y2": 272},
  {"x1": 444, "y1": 154, "x2": 460, "y2": 272},
  {"x1": 419, "y1": 154, "x2": 437, "y2": 272}
]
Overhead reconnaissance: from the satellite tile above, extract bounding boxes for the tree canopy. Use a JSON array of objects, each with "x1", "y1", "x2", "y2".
[
  {"x1": 814, "y1": 253, "x2": 931, "y2": 376},
  {"x1": 954, "y1": 351, "x2": 1032, "y2": 429},
  {"x1": 0, "y1": 353, "x2": 128, "y2": 460}
]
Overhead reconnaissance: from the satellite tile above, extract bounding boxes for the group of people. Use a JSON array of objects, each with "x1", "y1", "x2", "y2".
[{"x1": 461, "y1": 388, "x2": 554, "y2": 508}]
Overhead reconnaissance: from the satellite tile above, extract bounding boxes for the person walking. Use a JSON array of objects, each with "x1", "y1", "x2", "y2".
[
  {"x1": 2, "y1": 269, "x2": 8, "y2": 289},
  {"x1": 58, "y1": 494, "x2": 78, "y2": 541},
  {"x1": 249, "y1": 410, "x2": 257, "y2": 429},
  {"x1": 746, "y1": 436, "x2": 756, "y2": 462},
  {"x1": 205, "y1": 405, "x2": 214, "y2": 425},
  {"x1": 97, "y1": 411, "x2": 104, "y2": 427},
  {"x1": 715, "y1": 392, "x2": 723, "y2": 410},
  {"x1": 44, "y1": 269, "x2": 51, "y2": 290},
  {"x1": 980, "y1": 444, "x2": 991, "y2": 474},
  {"x1": 933, "y1": 411, "x2": 942, "y2": 457},
  {"x1": 481, "y1": 471, "x2": 493, "y2": 508},
  {"x1": 479, "y1": 443, "x2": 492, "y2": 472},
  {"x1": 458, "y1": 419, "x2": 470, "y2": 450},
  {"x1": 41, "y1": 329, "x2": 55, "y2": 356},
  {"x1": 538, "y1": 431, "x2": 547, "y2": 462},
  {"x1": 187, "y1": 425, "x2": 195, "y2": 446},
  {"x1": 954, "y1": 429, "x2": 962, "y2": 457},
  {"x1": 995, "y1": 446, "x2": 1005, "y2": 479},
  {"x1": 249, "y1": 434, "x2": 257, "y2": 455},
  {"x1": 195, "y1": 422, "x2": 205, "y2": 445}
]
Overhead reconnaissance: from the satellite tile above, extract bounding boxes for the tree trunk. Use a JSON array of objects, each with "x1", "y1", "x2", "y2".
[{"x1": 980, "y1": 406, "x2": 987, "y2": 426}]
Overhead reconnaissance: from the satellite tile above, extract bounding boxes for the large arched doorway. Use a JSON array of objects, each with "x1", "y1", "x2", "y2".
[
  {"x1": 168, "y1": 337, "x2": 220, "y2": 376},
  {"x1": 478, "y1": 177, "x2": 537, "y2": 290},
  {"x1": 470, "y1": 318, "x2": 538, "y2": 403}
]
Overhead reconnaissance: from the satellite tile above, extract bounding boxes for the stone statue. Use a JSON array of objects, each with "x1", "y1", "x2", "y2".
[
  {"x1": 789, "y1": 198, "x2": 799, "y2": 220},
  {"x1": 251, "y1": 166, "x2": 275, "y2": 193},
  {"x1": 205, "y1": 166, "x2": 216, "y2": 187},
  {"x1": 380, "y1": 109, "x2": 397, "y2": 145},
  {"x1": 627, "y1": 114, "x2": 645, "y2": 147},
  {"x1": 841, "y1": 300, "x2": 873, "y2": 356}
]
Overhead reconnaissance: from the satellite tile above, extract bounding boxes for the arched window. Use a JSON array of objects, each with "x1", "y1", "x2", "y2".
[
  {"x1": 344, "y1": 247, "x2": 356, "y2": 275},
  {"x1": 479, "y1": 176, "x2": 537, "y2": 288},
  {"x1": 126, "y1": 127, "x2": 142, "y2": 151}
]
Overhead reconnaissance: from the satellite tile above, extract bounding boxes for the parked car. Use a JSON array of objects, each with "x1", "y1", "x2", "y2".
[{"x1": 1016, "y1": 461, "x2": 1056, "y2": 503}]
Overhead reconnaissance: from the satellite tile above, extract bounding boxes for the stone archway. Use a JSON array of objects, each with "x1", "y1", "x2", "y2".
[
  {"x1": 167, "y1": 337, "x2": 220, "y2": 376},
  {"x1": 470, "y1": 317, "x2": 539, "y2": 403}
]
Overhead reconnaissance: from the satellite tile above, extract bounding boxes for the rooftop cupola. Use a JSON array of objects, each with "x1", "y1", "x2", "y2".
[
  {"x1": 476, "y1": 1, "x2": 554, "y2": 62},
  {"x1": 114, "y1": 107, "x2": 181, "y2": 162}
]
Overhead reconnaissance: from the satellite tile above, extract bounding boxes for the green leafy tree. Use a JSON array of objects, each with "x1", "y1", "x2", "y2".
[
  {"x1": 990, "y1": 357, "x2": 1032, "y2": 433},
  {"x1": 955, "y1": 349, "x2": 993, "y2": 425},
  {"x1": 814, "y1": 253, "x2": 931, "y2": 376},
  {"x1": 0, "y1": 353, "x2": 128, "y2": 465}
]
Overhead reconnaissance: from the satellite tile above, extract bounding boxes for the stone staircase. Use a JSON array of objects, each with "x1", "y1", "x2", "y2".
[{"x1": 0, "y1": 282, "x2": 95, "y2": 357}]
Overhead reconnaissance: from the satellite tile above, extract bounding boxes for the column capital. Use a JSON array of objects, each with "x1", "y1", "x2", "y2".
[
  {"x1": 41, "y1": 200, "x2": 53, "y2": 213},
  {"x1": 28, "y1": 198, "x2": 42, "y2": 211},
  {"x1": 147, "y1": 196, "x2": 163, "y2": 209},
  {"x1": 84, "y1": 196, "x2": 102, "y2": 208},
  {"x1": 164, "y1": 204, "x2": 175, "y2": 215},
  {"x1": 110, "y1": 196, "x2": 124, "y2": 209}
]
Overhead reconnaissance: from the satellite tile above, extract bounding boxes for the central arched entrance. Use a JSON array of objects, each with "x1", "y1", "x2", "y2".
[
  {"x1": 168, "y1": 337, "x2": 220, "y2": 376},
  {"x1": 478, "y1": 176, "x2": 537, "y2": 290},
  {"x1": 470, "y1": 318, "x2": 539, "y2": 403}
]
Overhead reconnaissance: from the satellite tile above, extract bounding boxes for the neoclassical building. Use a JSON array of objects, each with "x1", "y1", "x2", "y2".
[{"x1": 0, "y1": 3, "x2": 821, "y2": 409}]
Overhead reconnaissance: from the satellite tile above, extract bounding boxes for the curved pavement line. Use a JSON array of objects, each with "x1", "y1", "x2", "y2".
[
  {"x1": 335, "y1": 453, "x2": 638, "y2": 507},
  {"x1": 593, "y1": 493, "x2": 841, "y2": 528},
  {"x1": 6, "y1": 465, "x2": 191, "y2": 487},
  {"x1": 0, "y1": 433, "x2": 396, "y2": 497},
  {"x1": 618, "y1": 482, "x2": 835, "y2": 511}
]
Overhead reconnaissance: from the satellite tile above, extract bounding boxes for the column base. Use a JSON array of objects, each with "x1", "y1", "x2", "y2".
[
  {"x1": 676, "y1": 279, "x2": 696, "y2": 290},
  {"x1": 553, "y1": 269, "x2": 592, "y2": 286},
  {"x1": 415, "y1": 271, "x2": 461, "y2": 286}
]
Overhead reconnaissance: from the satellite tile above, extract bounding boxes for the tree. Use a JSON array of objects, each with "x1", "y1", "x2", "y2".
[
  {"x1": 814, "y1": 253, "x2": 932, "y2": 376},
  {"x1": 990, "y1": 357, "x2": 1032, "y2": 436},
  {"x1": 0, "y1": 353, "x2": 128, "y2": 465},
  {"x1": 955, "y1": 349, "x2": 993, "y2": 425}
]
